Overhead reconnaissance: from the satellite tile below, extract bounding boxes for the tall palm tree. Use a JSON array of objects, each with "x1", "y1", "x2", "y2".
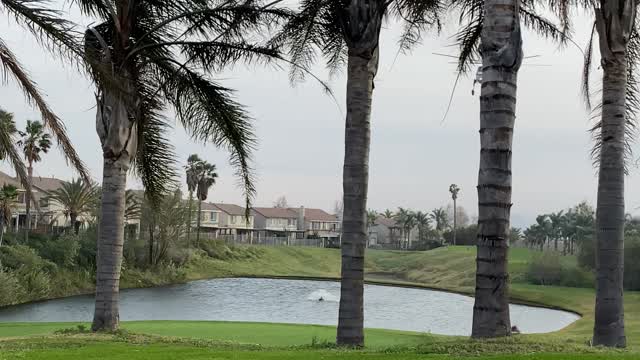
[
  {"x1": 451, "y1": 0, "x2": 568, "y2": 339},
  {"x1": 45, "y1": 178, "x2": 100, "y2": 234},
  {"x1": 448, "y1": 184, "x2": 460, "y2": 245},
  {"x1": 184, "y1": 154, "x2": 202, "y2": 244},
  {"x1": 0, "y1": 1, "x2": 88, "y2": 184},
  {"x1": 17, "y1": 120, "x2": 51, "y2": 234},
  {"x1": 586, "y1": 0, "x2": 638, "y2": 348},
  {"x1": 468, "y1": 0, "x2": 523, "y2": 338},
  {"x1": 0, "y1": 184, "x2": 18, "y2": 247},
  {"x1": 80, "y1": 0, "x2": 287, "y2": 331},
  {"x1": 195, "y1": 161, "x2": 218, "y2": 246},
  {"x1": 275, "y1": 0, "x2": 440, "y2": 346},
  {"x1": 382, "y1": 209, "x2": 394, "y2": 219}
]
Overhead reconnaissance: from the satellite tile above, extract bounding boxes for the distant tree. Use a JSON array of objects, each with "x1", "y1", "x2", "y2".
[
  {"x1": 449, "y1": 184, "x2": 460, "y2": 245},
  {"x1": 195, "y1": 162, "x2": 218, "y2": 246},
  {"x1": 124, "y1": 190, "x2": 142, "y2": 222},
  {"x1": 414, "y1": 211, "x2": 431, "y2": 242},
  {"x1": 430, "y1": 207, "x2": 449, "y2": 241},
  {"x1": 184, "y1": 154, "x2": 202, "y2": 244},
  {"x1": 273, "y1": 196, "x2": 289, "y2": 208},
  {"x1": 382, "y1": 209, "x2": 394, "y2": 219},
  {"x1": 509, "y1": 227, "x2": 523, "y2": 244},
  {"x1": 0, "y1": 184, "x2": 18, "y2": 247},
  {"x1": 45, "y1": 179, "x2": 99, "y2": 234},
  {"x1": 17, "y1": 120, "x2": 51, "y2": 235},
  {"x1": 366, "y1": 209, "x2": 377, "y2": 246},
  {"x1": 140, "y1": 190, "x2": 188, "y2": 266},
  {"x1": 395, "y1": 208, "x2": 417, "y2": 248}
]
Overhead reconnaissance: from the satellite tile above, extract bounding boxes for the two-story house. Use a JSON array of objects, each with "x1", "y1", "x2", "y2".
[
  {"x1": 213, "y1": 203, "x2": 254, "y2": 242},
  {"x1": 0, "y1": 171, "x2": 75, "y2": 232},
  {"x1": 369, "y1": 216, "x2": 403, "y2": 248},
  {"x1": 291, "y1": 206, "x2": 340, "y2": 240},
  {"x1": 252, "y1": 207, "x2": 302, "y2": 240}
]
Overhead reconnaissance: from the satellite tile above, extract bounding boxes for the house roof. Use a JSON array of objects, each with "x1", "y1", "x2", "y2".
[
  {"x1": 214, "y1": 203, "x2": 246, "y2": 216},
  {"x1": 292, "y1": 208, "x2": 338, "y2": 222},
  {"x1": 375, "y1": 216, "x2": 399, "y2": 228},
  {"x1": 200, "y1": 202, "x2": 220, "y2": 211},
  {"x1": 252, "y1": 207, "x2": 298, "y2": 219},
  {"x1": 0, "y1": 171, "x2": 22, "y2": 188},
  {"x1": 30, "y1": 176, "x2": 67, "y2": 192}
]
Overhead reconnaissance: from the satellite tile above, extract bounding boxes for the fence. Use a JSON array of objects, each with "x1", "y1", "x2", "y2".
[{"x1": 196, "y1": 231, "x2": 328, "y2": 248}]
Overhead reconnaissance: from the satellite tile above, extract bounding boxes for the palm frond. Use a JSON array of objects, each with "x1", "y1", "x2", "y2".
[
  {"x1": 0, "y1": 107, "x2": 30, "y2": 198},
  {"x1": 393, "y1": 0, "x2": 443, "y2": 54},
  {"x1": 2, "y1": 0, "x2": 83, "y2": 61},
  {"x1": 0, "y1": 38, "x2": 90, "y2": 182},
  {"x1": 152, "y1": 58, "x2": 256, "y2": 213}
]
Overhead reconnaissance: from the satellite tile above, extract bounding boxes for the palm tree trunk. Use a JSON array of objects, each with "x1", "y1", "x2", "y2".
[
  {"x1": 148, "y1": 223, "x2": 154, "y2": 266},
  {"x1": 25, "y1": 164, "x2": 33, "y2": 240},
  {"x1": 471, "y1": 0, "x2": 522, "y2": 339},
  {"x1": 91, "y1": 85, "x2": 137, "y2": 332},
  {"x1": 196, "y1": 199, "x2": 202, "y2": 247},
  {"x1": 0, "y1": 216, "x2": 5, "y2": 247},
  {"x1": 187, "y1": 191, "x2": 193, "y2": 245},
  {"x1": 92, "y1": 157, "x2": 128, "y2": 331},
  {"x1": 592, "y1": 3, "x2": 632, "y2": 346},
  {"x1": 71, "y1": 213, "x2": 79, "y2": 235},
  {"x1": 337, "y1": 49, "x2": 378, "y2": 347},
  {"x1": 453, "y1": 198, "x2": 457, "y2": 246}
]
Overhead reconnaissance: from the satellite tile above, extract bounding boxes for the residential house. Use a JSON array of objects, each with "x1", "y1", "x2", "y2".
[
  {"x1": 0, "y1": 171, "x2": 77, "y2": 231},
  {"x1": 213, "y1": 203, "x2": 254, "y2": 241},
  {"x1": 252, "y1": 207, "x2": 301, "y2": 240},
  {"x1": 369, "y1": 216, "x2": 403, "y2": 248},
  {"x1": 291, "y1": 206, "x2": 340, "y2": 240}
]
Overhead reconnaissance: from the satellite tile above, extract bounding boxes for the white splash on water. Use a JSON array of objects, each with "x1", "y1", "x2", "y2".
[{"x1": 307, "y1": 289, "x2": 339, "y2": 302}]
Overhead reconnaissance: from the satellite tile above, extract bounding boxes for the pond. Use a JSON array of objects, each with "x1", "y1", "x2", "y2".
[{"x1": 0, "y1": 278, "x2": 579, "y2": 335}]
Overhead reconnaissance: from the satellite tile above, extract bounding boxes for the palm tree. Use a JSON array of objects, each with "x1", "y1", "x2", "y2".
[
  {"x1": 0, "y1": 184, "x2": 18, "y2": 247},
  {"x1": 17, "y1": 120, "x2": 51, "y2": 234},
  {"x1": 124, "y1": 190, "x2": 142, "y2": 222},
  {"x1": 275, "y1": 0, "x2": 440, "y2": 346},
  {"x1": 0, "y1": 1, "x2": 88, "y2": 185},
  {"x1": 430, "y1": 207, "x2": 448, "y2": 242},
  {"x1": 81, "y1": 0, "x2": 287, "y2": 331},
  {"x1": 141, "y1": 189, "x2": 188, "y2": 265},
  {"x1": 45, "y1": 179, "x2": 99, "y2": 234},
  {"x1": 448, "y1": 184, "x2": 460, "y2": 245},
  {"x1": 587, "y1": 0, "x2": 638, "y2": 347},
  {"x1": 0, "y1": 109, "x2": 32, "y2": 227},
  {"x1": 184, "y1": 154, "x2": 202, "y2": 245},
  {"x1": 382, "y1": 209, "x2": 394, "y2": 219},
  {"x1": 366, "y1": 209, "x2": 377, "y2": 246},
  {"x1": 195, "y1": 162, "x2": 218, "y2": 246},
  {"x1": 451, "y1": 0, "x2": 568, "y2": 340},
  {"x1": 414, "y1": 211, "x2": 431, "y2": 242}
]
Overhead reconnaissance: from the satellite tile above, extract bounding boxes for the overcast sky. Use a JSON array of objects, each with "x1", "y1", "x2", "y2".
[{"x1": 0, "y1": 7, "x2": 635, "y2": 228}]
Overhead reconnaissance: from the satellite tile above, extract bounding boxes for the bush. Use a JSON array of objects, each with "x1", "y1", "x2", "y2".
[
  {"x1": 0, "y1": 270, "x2": 25, "y2": 306},
  {"x1": 0, "y1": 245, "x2": 57, "y2": 273},
  {"x1": 577, "y1": 232, "x2": 640, "y2": 290},
  {"x1": 410, "y1": 240, "x2": 443, "y2": 251},
  {"x1": 17, "y1": 268, "x2": 51, "y2": 300},
  {"x1": 526, "y1": 252, "x2": 562, "y2": 285},
  {"x1": 77, "y1": 229, "x2": 98, "y2": 270},
  {"x1": 198, "y1": 239, "x2": 262, "y2": 260},
  {"x1": 32, "y1": 234, "x2": 81, "y2": 268},
  {"x1": 526, "y1": 251, "x2": 594, "y2": 288}
]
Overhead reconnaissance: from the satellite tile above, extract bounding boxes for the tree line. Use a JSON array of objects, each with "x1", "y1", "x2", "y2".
[{"x1": 0, "y1": 0, "x2": 634, "y2": 349}]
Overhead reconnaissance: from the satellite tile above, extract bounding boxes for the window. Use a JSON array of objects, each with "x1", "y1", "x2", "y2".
[
  {"x1": 210, "y1": 212, "x2": 218, "y2": 222},
  {"x1": 17, "y1": 194, "x2": 25, "y2": 204},
  {"x1": 288, "y1": 218, "x2": 296, "y2": 226}
]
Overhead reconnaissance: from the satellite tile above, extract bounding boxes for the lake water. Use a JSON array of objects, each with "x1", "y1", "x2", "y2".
[{"x1": 0, "y1": 278, "x2": 579, "y2": 335}]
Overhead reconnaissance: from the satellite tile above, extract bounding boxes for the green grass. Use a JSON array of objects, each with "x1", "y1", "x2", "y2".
[{"x1": 1, "y1": 245, "x2": 639, "y2": 358}]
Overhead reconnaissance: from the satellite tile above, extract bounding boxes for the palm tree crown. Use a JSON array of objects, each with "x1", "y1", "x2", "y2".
[
  {"x1": 18, "y1": 120, "x2": 51, "y2": 165},
  {"x1": 45, "y1": 178, "x2": 99, "y2": 234}
]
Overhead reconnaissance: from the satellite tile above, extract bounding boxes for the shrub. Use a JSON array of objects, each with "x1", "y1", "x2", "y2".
[
  {"x1": 17, "y1": 268, "x2": 51, "y2": 300},
  {"x1": 77, "y1": 229, "x2": 98, "y2": 270},
  {"x1": 526, "y1": 252, "x2": 562, "y2": 285},
  {"x1": 0, "y1": 245, "x2": 57, "y2": 273},
  {"x1": 33, "y1": 234, "x2": 81, "y2": 268},
  {"x1": 0, "y1": 270, "x2": 25, "y2": 306}
]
